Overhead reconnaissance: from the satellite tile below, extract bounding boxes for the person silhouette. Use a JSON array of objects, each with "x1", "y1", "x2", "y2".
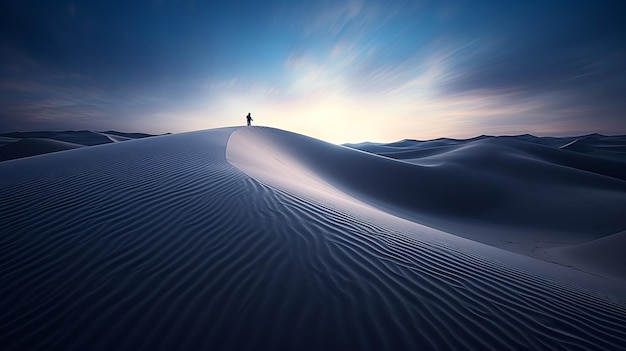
[{"x1": 246, "y1": 113, "x2": 253, "y2": 126}]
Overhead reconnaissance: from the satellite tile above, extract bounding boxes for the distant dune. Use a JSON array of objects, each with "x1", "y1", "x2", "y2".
[
  {"x1": 0, "y1": 137, "x2": 83, "y2": 161},
  {"x1": 0, "y1": 130, "x2": 158, "y2": 161},
  {"x1": 1, "y1": 127, "x2": 625, "y2": 350},
  {"x1": 254, "y1": 130, "x2": 626, "y2": 255}
]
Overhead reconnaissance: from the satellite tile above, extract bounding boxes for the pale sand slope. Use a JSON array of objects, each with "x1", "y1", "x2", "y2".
[{"x1": 1, "y1": 127, "x2": 625, "y2": 350}]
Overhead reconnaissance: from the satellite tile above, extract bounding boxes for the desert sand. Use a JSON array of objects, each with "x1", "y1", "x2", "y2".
[
  {"x1": 0, "y1": 130, "x2": 157, "y2": 161},
  {"x1": 0, "y1": 126, "x2": 625, "y2": 350}
]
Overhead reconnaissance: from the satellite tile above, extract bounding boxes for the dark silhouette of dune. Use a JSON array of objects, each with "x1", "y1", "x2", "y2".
[
  {"x1": 0, "y1": 127, "x2": 625, "y2": 350},
  {"x1": 559, "y1": 135, "x2": 626, "y2": 162},
  {"x1": 0, "y1": 138, "x2": 83, "y2": 161},
  {"x1": 100, "y1": 130, "x2": 157, "y2": 139},
  {"x1": 348, "y1": 133, "x2": 626, "y2": 164},
  {"x1": 0, "y1": 130, "x2": 115, "y2": 146},
  {"x1": 0, "y1": 130, "x2": 159, "y2": 162}
]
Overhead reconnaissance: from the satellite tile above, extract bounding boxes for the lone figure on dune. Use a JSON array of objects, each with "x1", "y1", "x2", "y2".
[{"x1": 246, "y1": 113, "x2": 253, "y2": 126}]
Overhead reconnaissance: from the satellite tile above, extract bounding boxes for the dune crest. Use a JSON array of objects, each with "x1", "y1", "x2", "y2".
[
  {"x1": 0, "y1": 137, "x2": 84, "y2": 161},
  {"x1": 0, "y1": 130, "x2": 159, "y2": 162},
  {"x1": 229, "y1": 127, "x2": 626, "y2": 257},
  {"x1": 0, "y1": 127, "x2": 624, "y2": 350}
]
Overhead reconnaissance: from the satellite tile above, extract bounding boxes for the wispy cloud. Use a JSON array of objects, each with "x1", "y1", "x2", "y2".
[
  {"x1": 0, "y1": 51, "x2": 167, "y2": 132},
  {"x1": 1, "y1": 0, "x2": 624, "y2": 140}
]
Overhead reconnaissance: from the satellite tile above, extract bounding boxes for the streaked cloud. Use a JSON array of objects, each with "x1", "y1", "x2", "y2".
[{"x1": 0, "y1": 0, "x2": 624, "y2": 142}]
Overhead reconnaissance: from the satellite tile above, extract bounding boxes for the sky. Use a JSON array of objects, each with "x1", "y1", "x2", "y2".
[{"x1": 1, "y1": 0, "x2": 625, "y2": 143}]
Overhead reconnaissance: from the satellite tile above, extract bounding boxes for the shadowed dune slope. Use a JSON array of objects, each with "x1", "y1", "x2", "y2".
[
  {"x1": 1, "y1": 127, "x2": 625, "y2": 350},
  {"x1": 0, "y1": 130, "x2": 159, "y2": 161},
  {"x1": 231, "y1": 128, "x2": 626, "y2": 249},
  {"x1": 0, "y1": 130, "x2": 115, "y2": 146},
  {"x1": 559, "y1": 135, "x2": 626, "y2": 162},
  {"x1": 543, "y1": 231, "x2": 626, "y2": 282},
  {"x1": 349, "y1": 134, "x2": 626, "y2": 163},
  {"x1": 0, "y1": 138, "x2": 84, "y2": 161}
]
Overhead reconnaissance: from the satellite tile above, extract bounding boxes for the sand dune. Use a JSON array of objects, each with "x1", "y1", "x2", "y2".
[
  {"x1": 236, "y1": 128, "x2": 626, "y2": 255},
  {"x1": 0, "y1": 137, "x2": 84, "y2": 161},
  {"x1": 1, "y1": 127, "x2": 625, "y2": 350},
  {"x1": 542, "y1": 230, "x2": 626, "y2": 282},
  {"x1": 0, "y1": 130, "x2": 115, "y2": 146},
  {"x1": 349, "y1": 133, "x2": 626, "y2": 163},
  {"x1": 0, "y1": 136, "x2": 20, "y2": 147},
  {"x1": 96, "y1": 131, "x2": 158, "y2": 143},
  {"x1": 559, "y1": 134, "x2": 626, "y2": 162},
  {"x1": 0, "y1": 130, "x2": 158, "y2": 162}
]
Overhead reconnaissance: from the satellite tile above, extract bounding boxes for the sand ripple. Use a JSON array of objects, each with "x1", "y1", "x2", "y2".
[{"x1": 0, "y1": 127, "x2": 625, "y2": 350}]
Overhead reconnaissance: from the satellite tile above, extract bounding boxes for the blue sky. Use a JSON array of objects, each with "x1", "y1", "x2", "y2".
[{"x1": 1, "y1": 0, "x2": 625, "y2": 143}]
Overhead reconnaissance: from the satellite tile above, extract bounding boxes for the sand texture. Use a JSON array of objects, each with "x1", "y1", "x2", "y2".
[
  {"x1": 0, "y1": 130, "x2": 157, "y2": 162},
  {"x1": 1, "y1": 127, "x2": 625, "y2": 350}
]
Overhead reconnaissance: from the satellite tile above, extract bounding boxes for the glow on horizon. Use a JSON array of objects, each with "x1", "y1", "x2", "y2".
[
  {"x1": 1, "y1": 1, "x2": 624, "y2": 141},
  {"x1": 171, "y1": 46, "x2": 589, "y2": 144},
  {"x1": 153, "y1": 1, "x2": 625, "y2": 143}
]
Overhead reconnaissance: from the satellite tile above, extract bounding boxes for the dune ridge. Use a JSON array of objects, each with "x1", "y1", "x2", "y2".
[
  {"x1": 0, "y1": 138, "x2": 84, "y2": 161},
  {"x1": 0, "y1": 130, "x2": 158, "y2": 162},
  {"x1": 231, "y1": 128, "x2": 626, "y2": 256},
  {"x1": 1, "y1": 127, "x2": 625, "y2": 350}
]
